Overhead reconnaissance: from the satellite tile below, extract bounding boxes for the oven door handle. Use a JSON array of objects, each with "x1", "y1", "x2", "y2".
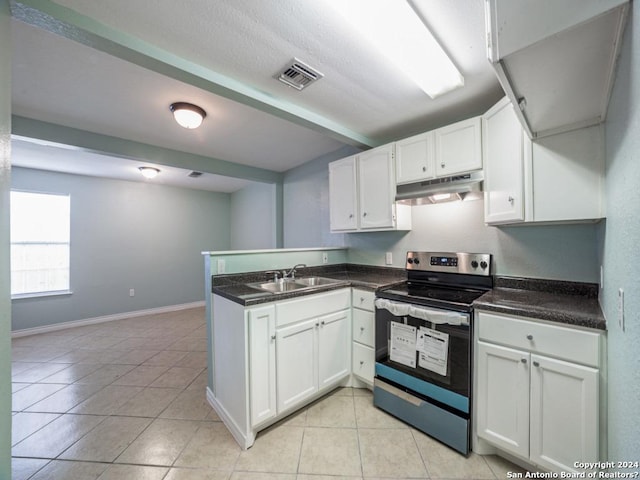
[{"x1": 374, "y1": 298, "x2": 469, "y2": 326}]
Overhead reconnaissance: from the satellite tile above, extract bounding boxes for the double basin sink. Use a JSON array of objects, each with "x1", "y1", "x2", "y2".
[{"x1": 247, "y1": 276, "x2": 342, "y2": 294}]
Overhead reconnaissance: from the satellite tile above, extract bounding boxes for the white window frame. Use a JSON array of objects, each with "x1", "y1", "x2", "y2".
[{"x1": 10, "y1": 189, "x2": 72, "y2": 299}]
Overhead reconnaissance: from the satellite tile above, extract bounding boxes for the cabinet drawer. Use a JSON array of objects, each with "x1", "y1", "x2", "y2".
[
  {"x1": 276, "y1": 289, "x2": 350, "y2": 327},
  {"x1": 352, "y1": 309, "x2": 374, "y2": 347},
  {"x1": 352, "y1": 288, "x2": 375, "y2": 311},
  {"x1": 477, "y1": 311, "x2": 601, "y2": 367},
  {"x1": 352, "y1": 342, "x2": 374, "y2": 384}
]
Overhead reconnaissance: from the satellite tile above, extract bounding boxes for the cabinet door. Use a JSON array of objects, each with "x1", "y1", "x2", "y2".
[
  {"x1": 529, "y1": 125, "x2": 605, "y2": 222},
  {"x1": 395, "y1": 132, "x2": 435, "y2": 184},
  {"x1": 358, "y1": 145, "x2": 396, "y2": 229},
  {"x1": 529, "y1": 355, "x2": 599, "y2": 472},
  {"x1": 248, "y1": 305, "x2": 277, "y2": 427},
  {"x1": 276, "y1": 318, "x2": 318, "y2": 413},
  {"x1": 329, "y1": 156, "x2": 358, "y2": 231},
  {"x1": 483, "y1": 98, "x2": 525, "y2": 224},
  {"x1": 352, "y1": 342, "x2": 375, "y2": 385},
  {"x1": 434, "y1": 117, "x2": 482, "y2": 176},
  {"x1": 352, "y1": 308, "x2": 374, "y2": 347},
  {"x1": 476, "y1": 341, "x2": 530, "y2": 459},
  {"x1": 317, "y1": 309, "x2": 351, "y2": 389}
]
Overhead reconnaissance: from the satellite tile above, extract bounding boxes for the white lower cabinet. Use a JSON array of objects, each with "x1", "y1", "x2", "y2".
[
  {"x1": 351, "y1": 288, "x2": 376, "y2": 386},
  {"x1": 475, "y1": 310, "x2": 603, "y2": 473},
  {"x1": 248, "y1": 305, "x2": 277, "y2": 427},
  {"x1": 275, "y1": 317, "x2": 319, "y2": 413},
  {"x1": 318, "y1": 309, "x2": 351, "y2": 389},
  {"x1": 529, "y1": 354, "x2": 599, "y2": 471},
  {"x1": 248, "y1": 289, "x2": 351, "y2": 422},
  {"x1": 275, "y1": 308, "x2": 351, "y2": 414}
]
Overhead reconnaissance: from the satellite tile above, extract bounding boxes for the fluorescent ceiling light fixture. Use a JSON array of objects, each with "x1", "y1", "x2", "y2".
[
  {"x1": 139, "y1": 166, "x2": 160, "y2": 179},
  {"x1": 326, "y1": 0, "x2": 463, "y2": 98},
  {"x1": 170, "y1": 102, "x2": 207, "y2": 129}
]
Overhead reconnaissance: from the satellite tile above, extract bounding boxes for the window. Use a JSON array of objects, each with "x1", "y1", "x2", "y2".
[{"x1": 10, "y1": 190, "x2": 71, "y2": 297}]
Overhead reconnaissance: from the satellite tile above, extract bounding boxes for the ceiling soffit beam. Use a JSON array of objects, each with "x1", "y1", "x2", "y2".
[
  {"x1": 12, "y1": 115, "x2": 284, "y2": 184},
  {"x1": 11, "y1": 0, "x2": 377, "y2": 149}
]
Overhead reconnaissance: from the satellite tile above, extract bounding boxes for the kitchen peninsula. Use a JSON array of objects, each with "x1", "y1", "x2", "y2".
[{"x1": 203, "y1": 247, "x2": 606, "y2": 468}]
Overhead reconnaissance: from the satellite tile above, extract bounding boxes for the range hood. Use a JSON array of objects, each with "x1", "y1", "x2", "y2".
[{"x1": 395, "y1": 171, "x2": 484, "y2": 205}]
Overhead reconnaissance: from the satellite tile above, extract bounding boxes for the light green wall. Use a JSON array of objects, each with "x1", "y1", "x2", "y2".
[
  {"x1": 0, "y1": 0, "x2": 11, "y2": 476},
  {"x1": 11, "y1": 167, "x2": 231, "y2": 331},
  {"x1": 283, "y1": 145, "x2": 360, "y2": 248},
  {"x1": 601, "y1": 4, "x2": 640, "y2": 463},
  {"x1": 230, "y1": 182, "x2": 277, "y2": 250},
  {"x1": 205, "y1": 247, "x2": 347, "y2": 276}
]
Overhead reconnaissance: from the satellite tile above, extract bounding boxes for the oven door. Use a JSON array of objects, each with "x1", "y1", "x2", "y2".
[
  {"x1": 374, "y1": 298, "x2": 472, "y2": 454},
  {"x1": 374, "y1": 298, "x2": 471, "y2": 414}
]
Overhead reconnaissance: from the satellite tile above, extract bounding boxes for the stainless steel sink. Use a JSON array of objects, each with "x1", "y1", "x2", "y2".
[
  {"x1": 247, "y1": 276, "x2": 342, "y2": 294},
  {"x1": 294, "y1": 276, "x2": 340, "y2": 287},
  {"x1": 248, "y1": 279, "x2": 308, "y2": 293}
]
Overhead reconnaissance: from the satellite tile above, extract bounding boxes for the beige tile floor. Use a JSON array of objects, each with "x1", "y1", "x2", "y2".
[{"x1": 11, "y1": 306, "x2": 527, "y2": 480}]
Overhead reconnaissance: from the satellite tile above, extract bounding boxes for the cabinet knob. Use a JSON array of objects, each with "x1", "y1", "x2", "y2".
[
  {"x1": 360, "y1": 326, "x2": 365, "y2": 332},
  {"x1": 321, "y1": 321, "x2": 326, "y2": 326},
  {"x1": 363, "y1": 212, "x2": 368, "y2": 217},
  {"x1": 360, "y1": 360, "x2": 365, "y2": 366},
  {"x1": 315, "y1": 322, "x2": 319, "y2": 327},
  {"x1": 360, "y1": 297, "x2": 365, "y2": 303},
  {"x1": 533, "y1": 361, "x2": 540, "y2": 367},
  {"x1": 526, "y1": 334, "x2": 533, "y2": 341},
  {"x1": 422, "y1": 166, "x2": 427, "y2": 172},
  {"x1": 521, "y1": 358, "x2": 527, "y2": 364},
  {"x1": 508, "y1": 196, "x2": 514, "y2": 203},
  {"x1": 440, "y1": 162, "x2": 445, "y2": 168},
  {"x1": 271, "y1": 335, "x2": 276, "y2": 341},
  {"x1": 349, "y1": 213, "x2": 353, "y2": 218}
]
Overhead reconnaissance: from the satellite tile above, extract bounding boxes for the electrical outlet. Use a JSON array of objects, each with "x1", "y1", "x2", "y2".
[
  {"x1": 385, "y1": 252, "x2": 393, "y2": 265},
  {"x1": 322, "y1": 252, "x2": 329, "y2": 264},
  {"x1": 129, "y1": 288, "x2": 135, "y2": 297},
  {"x1": 618, "y1": 288, "x2": 625, "y2": 331},
  {"x1": 217, "y1": 259, "x2": 226, "y2": 274}
]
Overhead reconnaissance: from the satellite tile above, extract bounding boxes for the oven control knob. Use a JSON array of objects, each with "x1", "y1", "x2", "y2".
[
  {"x1": 407, "y1": 258, "x2": 413, "y2": 264},
  {"x1": 414, "y1": 258, "x2": 420, "y2": 264},
  {"x1": 480, "y1": 261, "x2": 488, "y2": 269},
  {"x1": 471, "y1": 260, "x2": 479, "y2": 269}
]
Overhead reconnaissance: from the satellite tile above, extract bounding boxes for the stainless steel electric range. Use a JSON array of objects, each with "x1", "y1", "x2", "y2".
[{"x1": 374, "y1": 251, "x2": 492, "y2": 455}]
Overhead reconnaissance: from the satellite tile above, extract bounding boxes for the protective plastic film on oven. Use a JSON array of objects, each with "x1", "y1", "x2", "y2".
[{"x1": 374, "y1": 298, "x2": 470, "y2": 393}]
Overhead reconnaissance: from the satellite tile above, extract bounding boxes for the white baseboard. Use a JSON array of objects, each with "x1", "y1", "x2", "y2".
[
  {"x1": 11, "y1": 301, "x2": 205, "y2": 338},
  {"x1": 206, "y1": 387, "x2": 254, "y2": 450}
]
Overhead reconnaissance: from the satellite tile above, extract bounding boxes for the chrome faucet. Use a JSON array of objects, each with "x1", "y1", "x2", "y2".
[
  {"x1": 264, "y1": 270, "x2": 280, "y2": 282},
  {"x1": 282, "y1": 263, "x2": 306, "y2": 280}
]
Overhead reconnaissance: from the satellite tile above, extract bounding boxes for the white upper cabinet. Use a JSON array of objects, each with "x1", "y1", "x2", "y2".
[
  {"x1": 358, "y1": 144, "x2": 396, "y2": 230},
  {"x1": 329, "y1": 156, "x2": 358, "y2": 231},
  {"x1": 395, "y1": 132, "x2": 435, "y2": 184},
  {"x1": 483, "y1": 98, "x2": 605, "y2": 225},
  {"x1": 482, "y1": 97, "x2": 526, "y2": 224},
  {"x1": 485, "y1": 0, "x2": 629, "y2": 138},
  {"x1": 434, "y1": 117, "x2": 483, "y2": 177},
  {"x1": 329, "y1": 144, "x2": 411, "y2": 233},
  {"x1": 527, "y1": 125, "x2": 605, "y2": 223}
]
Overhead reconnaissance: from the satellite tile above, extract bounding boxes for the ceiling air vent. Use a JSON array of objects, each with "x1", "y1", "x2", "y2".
[
  {"x1": 277, "y1": 58, "x2": 324, "y2": 91},
  {"x1": 188, "y1": 171, "x2": 203, "y2": 178}
]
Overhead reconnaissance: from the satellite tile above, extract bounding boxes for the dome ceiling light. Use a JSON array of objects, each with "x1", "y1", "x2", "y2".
[
  {"x1": 139, "y1": 166, "x2": 160, "y2": 179},
  {"x1": 169, "y1": 102, "x2": 207, "y2": 129}
]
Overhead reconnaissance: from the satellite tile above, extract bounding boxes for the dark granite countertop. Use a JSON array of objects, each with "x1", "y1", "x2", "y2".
[
  {"x1": 473, "y1": 276, "x2": 606, "y2": 331},
  {"x1": 212, "y1": 263, "x2": 406, "y2": 306}
]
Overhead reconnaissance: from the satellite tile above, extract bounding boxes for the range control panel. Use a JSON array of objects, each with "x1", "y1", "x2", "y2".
[{"x1": 406, "y1": 251, "x2": 492, "y2": 276}]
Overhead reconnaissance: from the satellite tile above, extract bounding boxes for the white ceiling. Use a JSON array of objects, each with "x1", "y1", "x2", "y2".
[{"x1": 10, "y1": 0, "x2": 504, "y2": 192}]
